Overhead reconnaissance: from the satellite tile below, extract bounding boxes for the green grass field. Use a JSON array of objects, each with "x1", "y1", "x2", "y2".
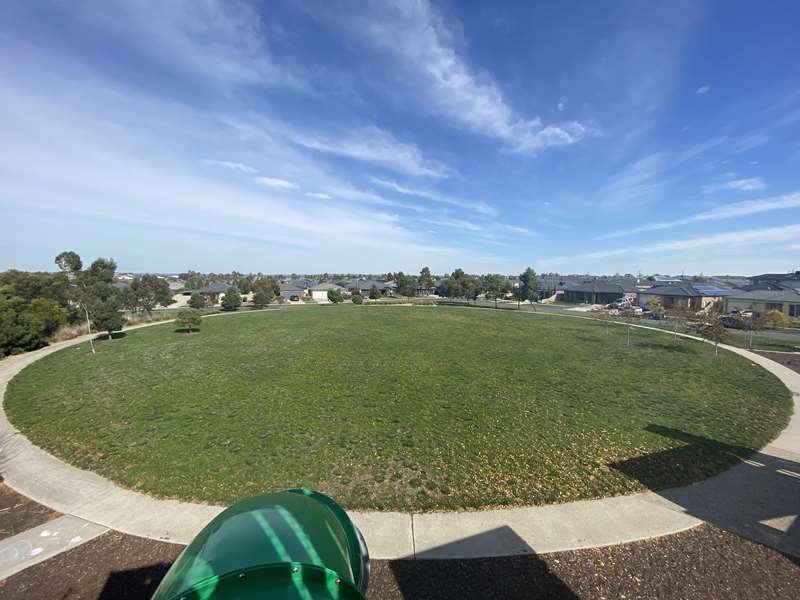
[{"x1": 5, "y1": 306, "x2": 792, "y2": 511}]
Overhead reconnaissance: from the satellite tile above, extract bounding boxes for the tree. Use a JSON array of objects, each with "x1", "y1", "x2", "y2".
[
  {"x1": 0, "y1": 293, "x2": 42, "y2": 356},
  {"x1": 54, "y1": 251, "x2": 82, "y2": 275},
  {"x1": 252, "y1": 289, "x2": 274, "y2": 309},
  {"x1": 695, "y1": 314, "x2": 726, "y2": 356},
  {"x1": 646, "y1": 298, "x2": 666, "y2": 320},
  {"x1": 369, "y1": 285, "x2": 382, "y2": 300},
  {"x1": 327, "y1": 288, "x2": 344, "y2": 303},
  {"x1": 28, "y1": 298, "x2": 68, "y2": 337},
  {"x1": 393, "y1": 272, "x2": 418, "y2": 297},
  {"x1": 131, "y1": 275, "x2": 174, "y2": 314},
  {"x1": 419, "y1": 266, "x2": 433, "y2": 290},
  {"x1": 351, "y1": 294, "x2": 363, "y2": 305},
  {"x1": 220, "y1": 286, "x2": 242, "y2": 311},
  {"x1": 91, "y1": 294, "x2": 126, "y2": 340},
  {"x1": 515, "y1": 267, "x2": 540, "y2": 307},
  {"x1": 188, "y1": 292, "x2": 206, "y2": 309},
  {"x1": 175, "y1": 308, "x2": 202, "y2": 333}
]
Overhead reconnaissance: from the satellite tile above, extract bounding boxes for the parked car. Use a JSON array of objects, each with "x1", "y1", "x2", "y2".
[
  {"x1": 720, "y1": 315, "x2": 751, "y2": 330},
  {"x1": 606, "y1": 298, "x2": 631, "y2": 309}
]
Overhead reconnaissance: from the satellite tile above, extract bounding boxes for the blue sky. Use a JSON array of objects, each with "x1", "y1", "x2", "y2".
[{"x1": 1, "y1": 1, "x2": 799, "y2": 275}]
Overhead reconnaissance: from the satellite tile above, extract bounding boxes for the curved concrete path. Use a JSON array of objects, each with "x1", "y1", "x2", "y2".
[{"x1": 1, "y1": 310, "x2": 798, "y2": 559}]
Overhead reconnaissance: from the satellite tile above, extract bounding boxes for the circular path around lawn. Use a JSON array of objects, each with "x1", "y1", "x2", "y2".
[{"x1": 0, "y1": 306, "x2": 798, "y2": 558}]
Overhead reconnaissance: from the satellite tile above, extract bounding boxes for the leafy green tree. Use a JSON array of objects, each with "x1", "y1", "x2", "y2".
[
  {"x1": 252, "y1": 289, "x2": 273, "y2": 308},
  {"x1": 91, "y1": 294, "x2": 126, "y2": 340},
  {"x1": 515, "y1": 267, "x2": 541, "y2": 306},
  {"x1": 419, "y1": 266, "x2": 433, "y2": 290},
  {"x1": 188, "y1": 292, "x2": 206, "y2": 309},
  {"x1": 369, "y1": 285, "x2": 382, "y2": 300},
  {"x1": 0, "y1": 293, "x2": 42, "y2": 356},
  {"x1": 392, "y1": 272, "x2": 418, "y2": 297},
  {"x1": 28, "y1": 298, "x2": 68, "y2": 337},
  {"x1": 175, "y1": 308, "x2": 202, "y2": 333},
  {"x1": 220, "y1": 286, "x2": 241, "y2": 311},
  {"x1": 54, "y1": 251, "x2": 82, "y2": 275},
  {"x1": 695, "y1": 314, "x2": 727, "y2": 356},
  {"x1": 351, "y1": 294, "x2": 363, "y2": 305},
  {"x1": 131, "y1": 275, "x2": 174, "y2": 314},
  {"x1": 327, "y1": 288, "x2": 344, "y2": 303},
  {"x1": 0, "y1": 270, "x2": 71, "y2": 307}
]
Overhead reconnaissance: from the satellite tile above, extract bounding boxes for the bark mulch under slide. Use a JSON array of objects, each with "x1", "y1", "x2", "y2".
[{"x1": 1, "y1": 524, "x2": 797, "y2": 599}]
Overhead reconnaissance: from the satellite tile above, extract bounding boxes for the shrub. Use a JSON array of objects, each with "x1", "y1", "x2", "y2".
[
  {"x1": 327, "y1": 289, "x2": 344, "y2": 303},
  {"x1": 28, "y1": 297, "x2": 68, "y2": 337},
  {"x1": 369, "y1": 285, "x2": 382, "y2": 300},
  {"x1": 0, "y1": 295, "x2": 42, "y2": 356},
  {"x1": 221, "y1": 286, "x2": 242, "y2": 311},
  {"x1": 252, "y1": 290, "x2": 273, "y2": 309},
  {"x1": 188, "y1": 292, "x2": 206, "y2": 309},
  {"x1": 91, "y1": 298, "x2": 127, "y2": 340},
  {"x1": 175, "y1": 308, "x2": 202, "y2": 333},
  {"x1": 351, "y1": 294, "x2": 363, "y2": 305},
  {"x1": 758, "y1": 309, "x2": 792, "y2": 329}
]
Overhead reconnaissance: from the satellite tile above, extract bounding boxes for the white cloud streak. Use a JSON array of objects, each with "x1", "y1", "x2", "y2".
[
  {"x1": 318, "y1": 1, "x2": 591, "y2": 154},
  {"x1": 202, "y1": 160, "x2": 257, "y2": 174},
  {"x1": 696, "y1": 84, "x2": 710, "y2": 95},
  {"x1": 369, "y1": 177, "x2": 496, "y2": 216},
  {"x1": 254, "y1": 176, "x2": 299, "y2": 189},
  {"x1": 598, "y1": 192, "x2": 800, "y2": 240}
]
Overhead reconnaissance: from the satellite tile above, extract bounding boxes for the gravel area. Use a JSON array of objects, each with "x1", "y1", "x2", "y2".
[
  {"x1": 1, "y1": 524, "x2": 797, "y2": 599},
  {"x1": 0, "y1": 482, "x2": 59, "y2": 541}
]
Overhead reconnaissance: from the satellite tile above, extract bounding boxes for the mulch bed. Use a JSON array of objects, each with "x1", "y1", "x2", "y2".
[
  {"x1": 1, "y1": 524, "x2": 797, "y2": 599},
  {"x1": 754, "y1": 351, "x2": 800, "y2": 375},
  {"x1": 0, "y1": 482, "x2": 59, "y2": 541}
]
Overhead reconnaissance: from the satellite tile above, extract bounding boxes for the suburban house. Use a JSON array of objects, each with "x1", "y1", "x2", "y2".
[
  {"x1": 744, "y1": 271, "x2": 800, "y2": 292},
  {"x1": 339, "y1": 279, "x2": 396, "y2": 296},
  {"x1": 279, "y1": 282, "x2": 307, "y2": 301},
  {"x1": 563, "y1": 281, "x2": 638, "y2": 305},
  {"x1": 309, "y1": 283, "x2": 344, "y2": 301},
  {"x1": 725, "y1": 290, "x2": 800, "y2": 317},
  {"x1": 197, "y1": 281, "x2": 231, "y2": 305},
  {"x1": 637, "y1": 284, "x2": 726, "y2": 311}
]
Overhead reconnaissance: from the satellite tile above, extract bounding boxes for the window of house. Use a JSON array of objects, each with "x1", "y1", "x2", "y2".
[{"x1": 790, "y1": 305, "x2": 800, "y2": 318}]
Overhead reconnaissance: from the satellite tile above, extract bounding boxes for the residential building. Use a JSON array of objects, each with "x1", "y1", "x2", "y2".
[
  {"x1": 562, "y1": 282, "x2": 637, "y2": 305},
  {"x1": 309, "y1": 283, "x2": 344, "y2": 301},
  {"x1": 725, "y1": 290, "x2": 800, "y2": 317},
  {"x1": 637, "y1": 284, "x2": 725, "y2": 311},
  {"x1": 197, "y1": 281, "x2": 231, "y2": 305}
]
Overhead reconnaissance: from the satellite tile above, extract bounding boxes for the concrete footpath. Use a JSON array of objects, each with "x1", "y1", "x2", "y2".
[{"x1": 0, "y1": 310, "x2": 798, "y2": 561}]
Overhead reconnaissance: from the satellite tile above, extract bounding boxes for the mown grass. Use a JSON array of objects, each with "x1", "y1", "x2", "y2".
[{"x1": 5, "y1": 306, "x2": 792, "y2": 511}]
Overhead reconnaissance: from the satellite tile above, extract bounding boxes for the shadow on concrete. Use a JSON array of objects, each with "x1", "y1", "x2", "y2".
[
  {"x1": 388, "y1": 526, "x2": 576, "y2": 599},
  {"x1": 611, "y1": 425, "x2": 800, "y2": 557},
  {"x1": 99, "y1": 562, "x2": 173, "y2": 599}
]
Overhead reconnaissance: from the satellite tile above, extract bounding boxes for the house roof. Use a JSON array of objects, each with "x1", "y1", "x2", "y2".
[
  {"x1": 640, "y1": 284, "x2": 702, "y2": 297},
  {"x1": 197, "y1": 281, "x2": 231, "y2": 294},
  {"x1": 566, "y1": 282, "x2": 634, "y2": 295},
  {"x1": 751, "y1": 272, "x2": 800, "y2": 281},
  {"x1": 309, "y1": 283, "x2": 343, "y2": 291},
  {"x1": 692, "y1": 284, "x2": 737, "y2": 297},
  {"x1": 279, "y1": 282, "x2": 305, "y2": 291},
  {"x1": 727, "y1": 290, "x2": 800, "y2": 302}
]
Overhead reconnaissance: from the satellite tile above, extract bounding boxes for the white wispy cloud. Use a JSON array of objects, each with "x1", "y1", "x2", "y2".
[
  {"x1": 702, "y1": 177, "x2": 768, "y2": 194},
  {"x1": 305, "y1": 192, "x2": 332, "y2": 200},
  {"x1": 546, "y1": 223, "x2": 800, "y2": 267},
  {"x1": 557, "y1": 96, "x2": 568, "y2": 111},
  {"x1": 254, "y1": 176, "x2": 299, "y2": 189},
  {"x1": 318, "y1": 1, "x2": 591, "y2": 154},
  {"x1": 598, "y1": 192, "x2": 800, "y2": 239},
  {"x1": 202, "y1": 160, "x2": 257, "y2": 174},
  {"x1": 369, "y1": 177, "x2": 496, "y2": 216},
  {"x1": 696, "y1": 84, "x2": 710, "y2": 95},
  {"x1": 293, "y1": 125, "x2": 449, "y2": 178},
  {"x1": 725, "y1": 177, "x2": 767, "y2": 191}
]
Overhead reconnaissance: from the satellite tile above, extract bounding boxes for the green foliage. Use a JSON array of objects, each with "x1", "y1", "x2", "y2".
[
  {"x1": 351, "y1": 294, "x2": 363, "y2": 305},
  {"x1": 188, "y1": 292, "x2": 207, "y2": 309},
  {"x1": 327, "y1": 288, "x2": 344, "y2": 303},
  {"x1": 695, "y1": 314, "x2": 727, "y2": 354},
  {"x1": 391, "y1": 272, "x2": 418, "y2": 296},
  {"x1": 220, "y1": 286, "x2": 242, "y2": 311},
  {"x1": 0, "y1": 270, "x2": 70, "y2": 306},
  {"x1": 0, "y1": 294, "x2": 42, "y2": 356},
  {"x1": 91, "y1": 293, "x2": 126, "y2": 340},
  {"x1": 252, "y1": 289, "x2": 274, "y2": 308},
  {"x1": 418, "y1": 266, "x2": 433, "y2": 289},
  {"x1": 483, "y1": 273, "x2": 511, "y2": 299},
  {"x1": 369, "y1": 285, "x2": 382, "y2": 300},
  {"x1": 54, "y1": 250, "x2": 82, "y2": 274},
  {"x1": 28, "y1": 298, "x2": 68, "y2": 337},
  {"x1": 757, "y1": 309, "x2": 792, "y2": 329},
  {"x1": 514, "y1": 267, "x2": 541, "y2": 304},
  {"x1": 175, "y1": 308, "x2": 202, "y2": 333},
  {"x1": 132, "y1": 275, "x2": 174, "y2": 314},
  {"x1": 437, "y1": 268, "x2": 482, "y2": 300}
]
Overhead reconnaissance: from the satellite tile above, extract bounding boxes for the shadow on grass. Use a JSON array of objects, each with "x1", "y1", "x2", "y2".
[
  {"x1": 611, "y1": 424, "x2": 800, "y2": 558},
  {"x1": 173, "y1": 328, "x2": 200, "y2": 334},
  {"x1": 389, "y1": 526, "x2": 577, "y2": 599}
]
